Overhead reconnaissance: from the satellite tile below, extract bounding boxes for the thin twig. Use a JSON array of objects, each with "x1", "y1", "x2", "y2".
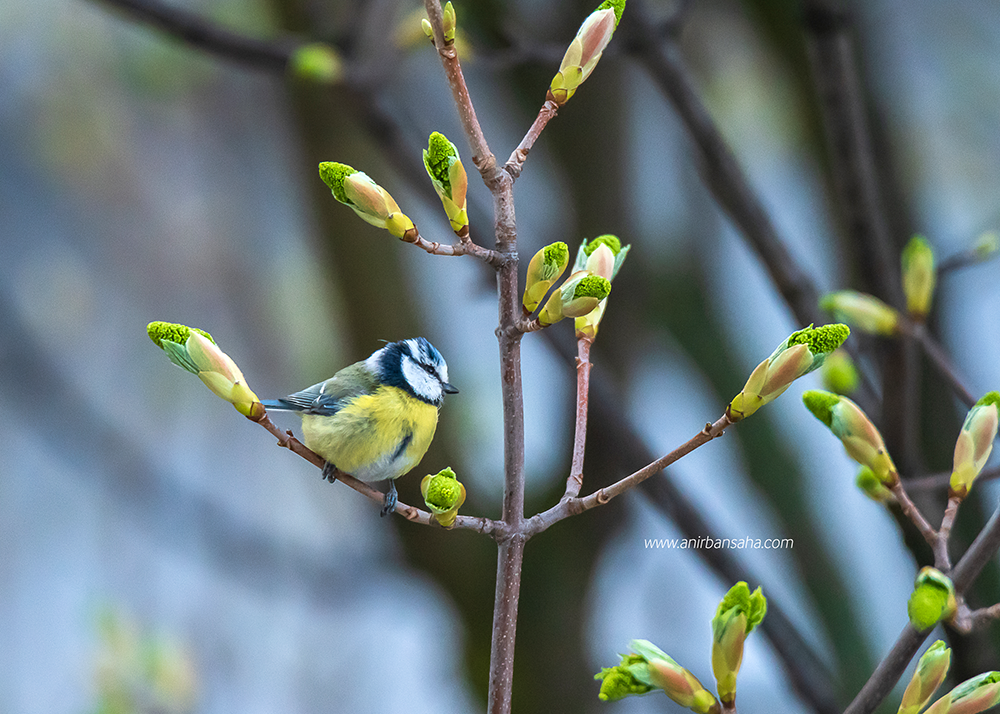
[
  {"x1": 964, "y1": 603, "x2": 1000, "y2": 630},
  {"x1": 936, "y1": 494, "x2": 962, "y2": 570},
  {"x1": 504, "y1": 100, "x2": 559, "y2": 179},
  {"x1": 525, "y1": 413, "x2": 734, "y2": 537},
  {"x1": 888, "y1": 480, "x2": 938, "y2": 551},
  {"x1": 252, "y1": 413, "x2": 498, "y2": 534},
  {"x1": 564, "y1": 338, "x2": 593, "y2": 499},
  {"x1": 402, "y1": 228, "x2": 504, "y2": 266}
]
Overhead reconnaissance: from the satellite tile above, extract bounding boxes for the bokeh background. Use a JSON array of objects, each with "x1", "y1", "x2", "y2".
[{"x1": 2, "y1": 0, "x2": 1000, "y2": 712}]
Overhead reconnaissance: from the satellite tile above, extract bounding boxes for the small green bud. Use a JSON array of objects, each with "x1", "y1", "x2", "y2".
[
  {"x1": 856, "y1": 467, "x2": 894, "y2": 503},
  {"x1": 423, "y1": 132, "x2": 468, "y2": 236},
  {"x1": 595, "y1": 654, "x2": 655, "y2": 701},
  {"x1": 548, "y1": 1, "x2": 622, "y2": 105},
  {"x1": 147, "y1": 321, "x2": 214, "y2": 349},
  {"x1": 820, "y1": 349, "x2": 860, "y2": 394},
  {"x1": 544, "y1": 242, "x2": 569, "y2": 272},
  {"x1": 727, "y1": 324, "x2": 848, "y2": 422},
  {"x1": 421, "y1": 17, "x2": 433, "y2": 39},
  {"x1": 803, "y1": 390, "x2": 898, "y2": 485},
  {"x1": 924, "y1": 672, "x2": 1000, "y2": 714},
  {"x1": 147, "y1": 321, "x2": 263, "y2": 418},
  {"x1": 908, "y1": 567, "x2": 957, "y2": 632},
  {"x1": 950, "y1": 392, "x2": 1000, "y2": 498},
  {"x1": 899, "y1": 641, "x2": 951, "y2": 714},
  {"x1": 290, "y1": 43, "x2": 344, "y2": 85},
  {"x1": 902, "y1": 235, "x2": 936, "y2": 319},
  {"x1": 974, "y1": 232, "x2": 1000, "y2": 261},
  {"x1": 425, "y1": 132, "x2": 457, "y2": 195},
  {"x1": 786, "y1": 323, "x2": 851, "y2": 356},
  {"x1": 573, "y1": 275, "x2": 611, "y2": 300},
  {"x1": 802, "y1": 390, "x2": 841, "y2": 428},
  {"x1": 711, "y1": 583, "x2": 766, "y2": 706},
  {"x1": 420, "y1": 467, "x2": 466, "y2": 527},
  {"x1": 318, "y1": 162, "x2": 357, "y2": 204},
  {"x1": 441, "y1": 1, "x2": 457, "y2": 43},
  {"x1": 821, "y1": 291, "x2": 899, "y2": 336}
]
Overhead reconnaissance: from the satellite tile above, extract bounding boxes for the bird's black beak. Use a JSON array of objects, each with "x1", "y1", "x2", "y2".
[{"x1": 443, "y1": 382, "x2": 459, "y2": 394}]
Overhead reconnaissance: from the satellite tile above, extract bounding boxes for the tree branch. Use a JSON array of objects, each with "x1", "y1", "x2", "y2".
[
  {"x1": 563, "y1": 338, "x2": 593, "y2": 500},
  {"x1": 252, "y1": 413, "x2": 499, "y2": 534},
  {"x1": 525, "y1": 413, "x2": 733, "y2": 537},
  {"x1": 843, "y1": 502, "x2": 1000, "y2": 714},
  {"x1": 504, "y1": 100, "x2": 559, "y2": 179}
]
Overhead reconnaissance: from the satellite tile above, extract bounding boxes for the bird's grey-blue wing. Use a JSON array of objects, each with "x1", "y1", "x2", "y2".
[{"x1": 263, "y1": 362, "x2": 377, "y2": 416}]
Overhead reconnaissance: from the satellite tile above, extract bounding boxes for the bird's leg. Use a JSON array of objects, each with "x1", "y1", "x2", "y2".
[
  {"x1": 380, "y1": 480, "x2": 398, "y2": 517},
  {"x1": 321, "y1": 462, "x2": 338, "y2": 484}
]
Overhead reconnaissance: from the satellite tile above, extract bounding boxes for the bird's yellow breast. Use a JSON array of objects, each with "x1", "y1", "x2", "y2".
[{"x1": 300, "y1": 385, "x2": 439, "y2": 482}]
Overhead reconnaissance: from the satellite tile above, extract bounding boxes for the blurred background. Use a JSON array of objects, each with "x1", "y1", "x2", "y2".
[{"x1": 2, "y1": 0, "x2": 1000, "y2": 712}]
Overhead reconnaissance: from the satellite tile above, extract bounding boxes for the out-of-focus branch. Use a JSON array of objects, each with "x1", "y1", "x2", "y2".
[
  {"x1": 525, "y1": 413, "x2": 734, "y2": 536},
  {"x1": 91, "y1": 0, "x2": 295, "y2": 70},
  {"x1": 625, "y1": 0, "x2": 825, "y2": 330},
  {"x1": 800, "y1": 0, "x2": 900, "y2": 303}
]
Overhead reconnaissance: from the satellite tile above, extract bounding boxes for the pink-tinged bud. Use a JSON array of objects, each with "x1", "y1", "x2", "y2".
[
  {"x1": 924, "y1": 672, "x2": 1000, "y2": 714},
  {"x1": 148, "y1": 322, "x2": 263, "y2": 418},
  {"x1": 585, "y1": 242, "x2": 616, "y2": 280},
  {"x1": 950, "y1": 392, "x2": 1000, "y2": 498},
  {"x1": 548, "y1": 3, "x2": 622, "y2": 105},
  {"x1": 802, "y1": 391, "x2": 898, "y2": 485},
  {"x1": 899, "y1": 641, "x2": 951, "y2": 714},
  {"x1": 728, "y1": 325, "x2": 850, "y2": 421},
  {"x1": 626, "y1": 640, "x2": 720, "y2": 714},
  {"x1": 710, "y1": 583, "x2": 766, "y2": 706}
]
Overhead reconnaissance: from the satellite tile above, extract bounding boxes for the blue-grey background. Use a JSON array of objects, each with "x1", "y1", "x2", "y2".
[{"x1": 2, "y1": 0, "x2": 999, "y2": 712}]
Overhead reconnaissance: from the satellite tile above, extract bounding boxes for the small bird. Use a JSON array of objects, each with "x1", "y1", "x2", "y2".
[{"x1": 262, "y1": 337, "x2": 458, "y2": 516}]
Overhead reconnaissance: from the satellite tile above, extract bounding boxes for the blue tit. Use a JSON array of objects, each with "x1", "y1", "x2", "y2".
[{"x1": 262, "y1": 337, "x2": 458, "y2": 517}]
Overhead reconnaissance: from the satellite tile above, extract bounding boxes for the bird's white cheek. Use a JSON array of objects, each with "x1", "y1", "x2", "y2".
[{"x1": 402, "y1": 357, "x2": 442, "y2": 403}]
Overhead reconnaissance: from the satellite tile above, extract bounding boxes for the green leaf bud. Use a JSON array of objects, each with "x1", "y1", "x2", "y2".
[
  {"x1": 147, "y1": 321, "x2": 214, "y2": 349},
  {"x1": 802, "y1": 390, "x2": 897, "y2": 485},
  {"x1": 595, "y1": 654, "x2": 656, "y2": 701},
  {"x1": 420, "y1": 467, "x2": 466, "y2": 527},
  {"x1": 524, "y1": 242, "x2": 570, "y2": 314},
  {"x1": 318, "y1": 162, "x2": 358, "y2": 204},
  {"x1": 899, "y1": 641, "x2": 951, "y2": 714},
  {"x1": 584, "y1": 234, "x2": 621, "y2": 256},
  {"x1": 902, "y1": 235, "x2": 936, "y2": 320},
  {"x1": 290, "y1": 43, "x2": 344, "y2": 85},
  {"x1": 820, "y1": 291, "x2": 900, "y2": 336},
  {"x1": 548, "y1": 1, "x2": 623, "y2": 105},
  {"x1": 924, "y1": 671, "x2": 1000, "y2": 714},
  {"x1": 573, "y1": 275, "x2": 611, "y2": 300},
  {"x1": 907, "y1": 567, "x2": 957, "y2": 632},
  {"x1": 711, "y1": 583, "x2": 766, "y2": 706},
  {"x1": 147, "y1": 322, "x2": 263, "y2": 418},
  {"x1": 950, "y1": 392, "x2": 1000, "y2": 498},
  {"x1": 425, "y1": 132, "x2": 457, "y2": 195},
  {"x1": 821, "y1": 348, "x2": 860, "y2": 395},
  {"x1": 727, "y1": 324, "x2": 849, "y2": 422},
  {"x1": 856, "y1": 467, "x2": 895, "y2": 503}
]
